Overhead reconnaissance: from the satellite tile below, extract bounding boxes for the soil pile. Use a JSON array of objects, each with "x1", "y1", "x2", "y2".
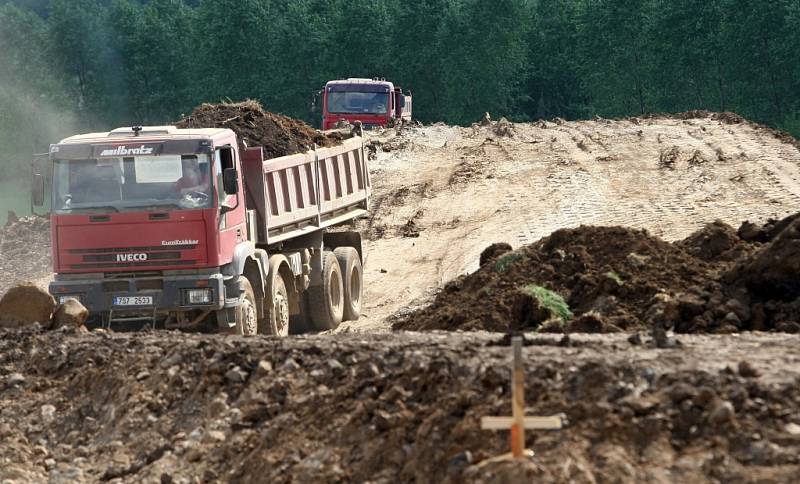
[
  {"x1": 394, "y1": 214, "x2": 800, "y2": 334},
  {"x1": 1, "y1": 330, "x2": 798, "y2": 483},
  {"x1": 175, "y1": 100, "x2": 348, "y2": 158},
  {"x1": 0, "y1": 215, "x2": 51, "y2": 296}
]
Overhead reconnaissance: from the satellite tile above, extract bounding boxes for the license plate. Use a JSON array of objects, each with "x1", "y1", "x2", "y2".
[{"x1": 113, "y1": 296, "x2": 153, "y2": 306}]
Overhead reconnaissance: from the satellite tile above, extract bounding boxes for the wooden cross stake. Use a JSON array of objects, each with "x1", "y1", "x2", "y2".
[{"x1": 480, "y1": 336, "x2": 562, "y2": 458}]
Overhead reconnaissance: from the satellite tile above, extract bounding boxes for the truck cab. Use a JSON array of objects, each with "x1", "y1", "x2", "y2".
[
  {"x1": 322, "y1": 78, "x2": 412, "y2": 130},
  {"x1": 45, "y1": 126, "x2": 247, "y2": 330}
]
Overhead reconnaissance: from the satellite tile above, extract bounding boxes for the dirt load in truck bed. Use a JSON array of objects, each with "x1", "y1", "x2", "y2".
[{"x1": 174, "y1": 100, "x2": 349, "y2": 158}]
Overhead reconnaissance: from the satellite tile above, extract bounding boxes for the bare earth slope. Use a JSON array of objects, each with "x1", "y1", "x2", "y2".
[{"x1": 349, "y1": 115, "x2": 800, "y2": 331}]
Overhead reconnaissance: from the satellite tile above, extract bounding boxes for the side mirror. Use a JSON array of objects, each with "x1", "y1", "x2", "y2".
[
  {"x1": 32, "y1": 173, "x2": 45, "y2": 207},
  {"x1": 223, "y1": 168, "x2": 239, "y2": 195}
]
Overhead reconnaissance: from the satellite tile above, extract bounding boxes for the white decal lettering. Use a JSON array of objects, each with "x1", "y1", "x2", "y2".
[
  {"x1": 99, "y1": 145, "x2": 154, "y2": 157},
  {"x1": 161, "y1": 239, "x2": 199, "y2": 246},
  {"x1": 116, "y1": 253, "x2": 148, "y2": 262}
]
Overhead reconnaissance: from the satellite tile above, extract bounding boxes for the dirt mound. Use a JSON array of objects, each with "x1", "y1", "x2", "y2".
[
  {"x1": 395, "y1": 214, "x2": 800, "y2": 334},
  {"x1": 676, "y1": 220, "x2": 754, "y2": 263},
  {"x1": 395, "y1": 226, "x2": 714, "y2": 332},
  {"x1": 175, "y1": 100, "x2": 347, "y2": 158},
  {"x1": 1, "y1": 330, "x2": 798, "y2": 483}
]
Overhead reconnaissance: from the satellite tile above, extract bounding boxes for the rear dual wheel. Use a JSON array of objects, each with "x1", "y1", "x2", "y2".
[
  {"x1": 334, "y1": 247, "x2": 362, "y2": 322},
  {"x1": 306, "y1": 248, "x2": 363, "y2": 332},
  {"x1": 307, "y1": 251, "x2": 345, "y2": 331}
]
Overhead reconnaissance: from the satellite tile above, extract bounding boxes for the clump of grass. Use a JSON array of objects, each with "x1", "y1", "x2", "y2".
[
  {"x1": 605, "y1": 271, "x2": 623, "y2": 285},
  {"x1": 493, "y1": 252, "x2": 522, "y2": 273},
  {"x1": 521, "y1": 284, "x2": 573, "y2": 323}
]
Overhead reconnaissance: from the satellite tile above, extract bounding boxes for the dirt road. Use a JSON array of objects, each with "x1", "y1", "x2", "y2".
[{"x1": 347, "y1": 115, "x2": 800, "y2": 331}]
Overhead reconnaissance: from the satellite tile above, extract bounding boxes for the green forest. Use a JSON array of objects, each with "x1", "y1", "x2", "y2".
[{"x1": 2, "y1": 0, "x2": 800, "y2": 179}]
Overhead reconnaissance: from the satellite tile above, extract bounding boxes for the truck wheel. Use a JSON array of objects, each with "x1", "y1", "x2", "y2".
[
  {"x1": 334, "y1": 247, "x2": 363, "y2": 321},
  {"x1": 261, "y1": 273, "x2": 290, "y2": 336},
  {"x1": 307, "y1": 251, "x2": 344, "y2": 331},
  {"x1": 232, "y1": 278, "x2": 258, "y2": 336}
]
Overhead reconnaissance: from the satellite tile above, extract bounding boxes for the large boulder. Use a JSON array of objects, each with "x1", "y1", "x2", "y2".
[
  {"x1": 52, "y1": 298, "x2": 89, "y2": 330},
  {"x1": 0, "y1": 284, "x2": 56, "y2": 329}
]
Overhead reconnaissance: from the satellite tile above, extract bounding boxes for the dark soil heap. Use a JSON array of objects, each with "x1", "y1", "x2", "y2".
[
  {"x1": 175, "y1": 100, "x2": 347, "y2": 158},
  {"x1": 395, "y1": 214, "x2": 800, "y2": 334},
  {"x1": 1, "y1": 330, "x2": 798, "y2": 483}
]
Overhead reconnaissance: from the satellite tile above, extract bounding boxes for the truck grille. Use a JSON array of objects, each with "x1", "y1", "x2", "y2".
[{"x1": 67, "y1": 245, "x2": 197, "y2": 269}]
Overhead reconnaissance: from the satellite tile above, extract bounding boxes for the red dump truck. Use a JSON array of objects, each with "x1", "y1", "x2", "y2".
[
  {"x1": 33, "y1": 125, "x2": 370, "y2": 335},
  {"x1": 321, "y1": 78, "x2": 412, "y2": 130}
]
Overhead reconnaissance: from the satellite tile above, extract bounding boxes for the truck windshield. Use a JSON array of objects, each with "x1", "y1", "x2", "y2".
[
  {"x1": 53, "y1": 154, "x2": 213, "y2": 213},
  {"x1": 328, "y1": 91, "x2": 389, "y2": 115}
]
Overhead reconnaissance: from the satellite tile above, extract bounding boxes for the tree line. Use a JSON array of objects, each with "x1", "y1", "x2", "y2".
[{"x1": 2, "y1": 0, "x2": 800, "y2": 178}]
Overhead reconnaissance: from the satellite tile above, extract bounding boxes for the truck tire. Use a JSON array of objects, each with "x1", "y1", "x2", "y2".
[
  {"x1": 307, "y1": 251, "x2": 344, "y2": 331},
  {"x1": 231, "y1": 278, "x2": 258, "y2": 336},
  {"x1": 261, "y1": 273, "x2": 290, "y2": 336},
  {"x1": 334, "y1": 247, "x2": 362, "y2": 321}
]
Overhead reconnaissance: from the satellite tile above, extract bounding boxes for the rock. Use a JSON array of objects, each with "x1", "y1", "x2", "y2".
[
  {"x1": 7, "y1": 372, "x2": 25, "y2": 386},
  {"x1": 208, "y1": 395, "x2": 229, "y2": 418},
  {"x1": 41, "y1": 404, "x2": 56, "y2": 425},
  {"x1": 255, "y1": 360, "x2": 273, "y2": 376},
  {"x1": 136, "y1": 370, "x2": 150, "y2": 381},
  {"x1": 646, "y1": 293, "x2": 681, "y2": 331},
  {"x1": 723, "y1": 312, "x2": 742, "y2": 328},
  {"x1": 708, "y1": 400, "x2": 735, "y2": 425},
  {"x1": 785, "y1": 423, "x2": 800, "y2": 435},
  {"x1": 738, "y1": 361, "x2": 759, "y2": 378},
  {"x1": 626, "y1": 252, "x2": 649, "y2": 268},
  {"x1": 479, "y1": 112, "x2": 492, "y2": 126},
  {"x1": 724, "y1": 299, "x2": 751, "y2": 322},
  {"x1": 775, "y1": 321, "x2": 800, "y2": 333},
  {"x1": 204, "y1": 430, "x2": 226, "y2": 443},
  {"x1": 281, "y1": 358, "x2": 301, "y2": 372},
  {"x1": 225, "y1": 367, "x2": 247, "y2": 383},
  {"x1": 627, "y1": 333, "x2": 642, "y2": 345},
  {"x1": 327, "y1": 359, "x2": 344, "y2": 371},
  {"x1": 51, "y1": 299, "x2": 89, "y2": 330},
  {"x1": 0, "y1": 284, "x2": 56, "y2": 328},
  {"x1": 479, "y1": 243, "x2": 513, "y2": 267}
]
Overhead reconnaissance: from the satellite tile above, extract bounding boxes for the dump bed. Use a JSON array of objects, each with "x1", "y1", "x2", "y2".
[{"x1": 241, "y1": 136, "x2": 370, "y2": 245}]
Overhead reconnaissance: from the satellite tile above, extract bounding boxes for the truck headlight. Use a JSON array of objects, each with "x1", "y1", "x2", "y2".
[
  {"x1": 184, "y1": 289, "x2": 213, "y2": 305},
  {"x1": 58, "y1": 295, "x2": 82, "y2": 304}
]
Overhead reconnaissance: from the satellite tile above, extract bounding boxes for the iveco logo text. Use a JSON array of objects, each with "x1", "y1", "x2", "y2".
[
  {"x1": 99, "y1": 145, "x2": 154, "y2": 156},
  {"x1": 116, "y1": 253, "x2": 148, "y2": 262},
  {"x1": 162, "y1": 239, "x2": 198, "y2": 246}
]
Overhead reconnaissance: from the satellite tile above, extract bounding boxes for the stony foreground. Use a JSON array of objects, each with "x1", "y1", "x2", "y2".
[{"x1": 1, "y1": 328, "x2": 799, "y2": 483}]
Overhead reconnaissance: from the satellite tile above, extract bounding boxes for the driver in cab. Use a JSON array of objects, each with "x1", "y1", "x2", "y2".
[{"x1": 175, "y1": 156, "x2": 209, "y2": 196}]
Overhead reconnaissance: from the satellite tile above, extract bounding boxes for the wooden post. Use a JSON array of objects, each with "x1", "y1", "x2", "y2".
[
  {"x1": 480, "y1": 336, "x2": 562, "y2": 459},
  {"x1": 511, "y1": 337, "x2": 525, "y2": 457}
]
